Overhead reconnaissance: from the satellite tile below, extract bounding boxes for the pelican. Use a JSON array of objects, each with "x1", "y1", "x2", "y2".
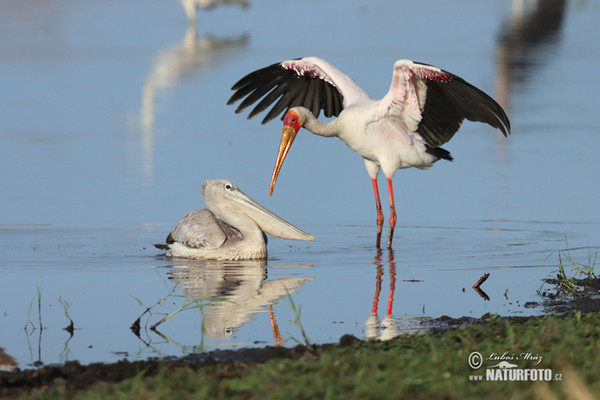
[
  {"x1": 227, "y1": 57, "x2": 510, "y2": 248},
  {"x1": 154, "y1": 179, "x2": 314, "y2": 260}
]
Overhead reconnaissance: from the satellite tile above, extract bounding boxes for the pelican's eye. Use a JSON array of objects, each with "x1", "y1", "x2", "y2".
[{"x1": 224, "y1": 183, "x2": 234, "y2": 191}]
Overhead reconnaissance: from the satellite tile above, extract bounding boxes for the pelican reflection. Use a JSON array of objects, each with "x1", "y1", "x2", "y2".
[{"x1": 167, "y1": 260, "x2": 313, "y2": 340}]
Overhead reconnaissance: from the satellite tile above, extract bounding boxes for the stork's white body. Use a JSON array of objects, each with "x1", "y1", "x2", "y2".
[
  {"x1": 304, "y1": 102, "x2": 441, "y2": 177},
  {"x1": 282, "y1": 58, "x2": 453, "y2": 177},
  {"x1": 228, "y1": 57, "x2": 510, "y2": 248}
]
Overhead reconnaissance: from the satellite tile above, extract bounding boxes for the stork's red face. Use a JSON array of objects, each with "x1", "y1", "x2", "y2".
[{"x1": 270, "y1": 109, "x2": 302, "y2": 195}]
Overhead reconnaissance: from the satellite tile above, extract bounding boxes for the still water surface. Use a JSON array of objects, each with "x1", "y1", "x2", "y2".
[{"x1": 1, "y1": 0, "x2": 599, "y2": 369}]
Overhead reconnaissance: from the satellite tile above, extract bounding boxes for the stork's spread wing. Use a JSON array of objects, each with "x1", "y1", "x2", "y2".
[
  {"x1": 166, "y1": 209, "x2": 230, "y2": 249},
  {"x1": 227, "y1": 57, "x2": 369, "y2": 124},
  {"x1": 379, "y1": 60, "x2": 511, "y2": 148}
]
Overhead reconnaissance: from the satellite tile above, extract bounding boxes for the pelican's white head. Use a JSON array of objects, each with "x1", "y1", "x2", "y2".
[{"x1": 202, "y1": 179, "x2": 315, "y2": 241}]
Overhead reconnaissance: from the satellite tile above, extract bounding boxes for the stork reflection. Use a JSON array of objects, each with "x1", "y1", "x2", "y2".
[
  {"x1": 365, "y1": 250, "x2": 398, "y2": 340},
  {"x1": 365, "y1": 250, "x2": 429, "y2": 340},
  {"x1": 179, "y1": 0, "x2": 249, "y2": 26},
  {"x1": 492, "y1": 0, "x2": 566, "y2": 212},
  {"x1": 495, "y1": 0, "x2": 566, "y2": 110},
  {"x1": 167, "y1": 260, "x2": 313, "y2": 341},
  {"x1": 139, "y1": 25, "x2": 248, "y2": 184}
]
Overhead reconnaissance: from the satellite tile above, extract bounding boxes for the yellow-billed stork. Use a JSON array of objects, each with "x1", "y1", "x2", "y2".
[{"x1": 228, "y1": 57, "x2": 510, "y2": 248}]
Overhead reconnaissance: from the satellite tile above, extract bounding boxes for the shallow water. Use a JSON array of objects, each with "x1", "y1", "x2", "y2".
[{"x1": 1, "y1": 0, "x2": 600, "y2": 369}]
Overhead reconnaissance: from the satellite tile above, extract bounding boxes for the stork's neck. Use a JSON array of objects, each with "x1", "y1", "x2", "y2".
[{"x1": 300, "y1": 108, "x2": 340, "y2": 138}]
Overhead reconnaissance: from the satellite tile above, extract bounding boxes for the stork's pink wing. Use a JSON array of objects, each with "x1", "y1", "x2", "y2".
[{"x1": 378, "y1": 60, "x2": 510, "y2": 148}]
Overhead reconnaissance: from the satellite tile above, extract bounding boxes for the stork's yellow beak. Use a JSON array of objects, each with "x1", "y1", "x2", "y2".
[{"x1": 270, "y1": 124, "x2": 298, "y2": 195}]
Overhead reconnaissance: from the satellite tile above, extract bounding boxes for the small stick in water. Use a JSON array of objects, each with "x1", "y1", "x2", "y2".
[{"x1": 472, "y1": 273, "x2": 490, "y2": 289}]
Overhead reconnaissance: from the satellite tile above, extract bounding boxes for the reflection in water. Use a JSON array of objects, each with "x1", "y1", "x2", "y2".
[
  {"x1": 492, "y1": 0, "x2": 565, "y2": 214},
  {"x1": 139, "y1": 25, "x2": 248, "y2": 184},
  {"x1": 472, "y1": 272, "x2": 491, "y2": 301},
  {"x1": 0, "y1": 347, "x2": 17, "y2": 372},
  {"x1": 473, "y1": 286, "x2": 491, "y2": 301},
  {"x1": 167, "y1": 260, "x2": 313, "y2": 340},
  {"x1": 179, "y1": 0, "x2": 249, "y2": 26},
  {"x1": 366, "y1": 250, "x2": 398, "y2": 340},
  {"x1": 495, "y1": 0, "x2": 566, "y2": 110},
  {"x1": 269, "y1": 304, "x2": 285, "y2": 347},
  {"x1": 21, "y1": 301, "x2": 74, "y2": 368},
  {"x1": 365, "y1": 250, "x2": 428, "y2": 340}
]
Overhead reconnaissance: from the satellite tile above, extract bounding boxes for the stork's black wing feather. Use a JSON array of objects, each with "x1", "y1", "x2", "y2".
[
  {"x1": 417, "y1": 67, "x2": 511, "y2": 148},
  {"x1": 228, "y1": 61, "x2": 344, "y2": 124}
]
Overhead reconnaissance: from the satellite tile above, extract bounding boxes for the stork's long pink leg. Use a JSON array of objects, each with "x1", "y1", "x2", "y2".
[
  {"x1": 371, "y1": 178, "x2": 384, "y2": 248},
  {"x1": 386, "y1": 250, "x2": 397, "y2": 316},
  {"x1": 386, "y1": 178, "x2": 397, "y2": 249}
]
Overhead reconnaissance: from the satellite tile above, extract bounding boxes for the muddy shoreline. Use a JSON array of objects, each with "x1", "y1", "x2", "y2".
[{"x1": 2, "y1": 292, "x2": 598, "y2": 399}]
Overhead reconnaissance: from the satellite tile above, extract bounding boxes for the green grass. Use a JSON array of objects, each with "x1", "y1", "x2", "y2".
[
  {"x1": 283, "y1": 287, "x2": 311, "y2": 347},
  {"x1": 22, "y1": 311, "x2": 600, "y2": 400},
  {"x1": 539, "y1": 240, "x2": 599, "y2": 298},
  {"x1": 24, "y1": 286, "x2": 43, "y2": 333},
  {"x1": 58, "y1": 297, "x2": 74, "y2": 334}
]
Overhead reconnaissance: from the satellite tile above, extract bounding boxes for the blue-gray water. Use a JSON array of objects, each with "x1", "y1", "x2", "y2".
[{"x1": 1, "y1": 0, "x2": 599, "y2": 369}]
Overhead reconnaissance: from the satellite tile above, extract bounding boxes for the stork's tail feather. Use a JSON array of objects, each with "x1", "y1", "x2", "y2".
[{"x1": 425, "y1": 145, "x2": 453, "y2": 161}]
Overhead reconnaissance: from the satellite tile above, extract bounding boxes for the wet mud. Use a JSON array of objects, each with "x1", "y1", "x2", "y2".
[{"x1": 2, "y1": 285, "x2": 599, "y2": 399}]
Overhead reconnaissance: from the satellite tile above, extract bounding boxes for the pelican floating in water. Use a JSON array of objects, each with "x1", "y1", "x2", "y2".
[{"x1": 154, "y1": 179, "x2": 314, "y2": 260}]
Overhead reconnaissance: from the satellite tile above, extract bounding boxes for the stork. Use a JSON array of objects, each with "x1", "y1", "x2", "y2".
[{"x1": 228, "y1": 57, "x2": 510, "y2": 248}]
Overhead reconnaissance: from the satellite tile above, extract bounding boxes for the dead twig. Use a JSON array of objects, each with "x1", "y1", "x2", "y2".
[
  {"x1": 130, "y1": 289, "x2": 174, "y2": 336},
  {"x1": 473, "y1": 286, "x2": 491, "y2": 301},
  {"x1": 472, "y1": 273, "x2": 491, "y2": 301},
  {"x1": 472, "y1": 273, "x2": 490, "y2": 289}
]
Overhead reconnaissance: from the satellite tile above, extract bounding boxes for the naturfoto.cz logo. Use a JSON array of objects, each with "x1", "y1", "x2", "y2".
[{"x1": 468, "y1": 351, "x2": 563, "y2": 382}]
